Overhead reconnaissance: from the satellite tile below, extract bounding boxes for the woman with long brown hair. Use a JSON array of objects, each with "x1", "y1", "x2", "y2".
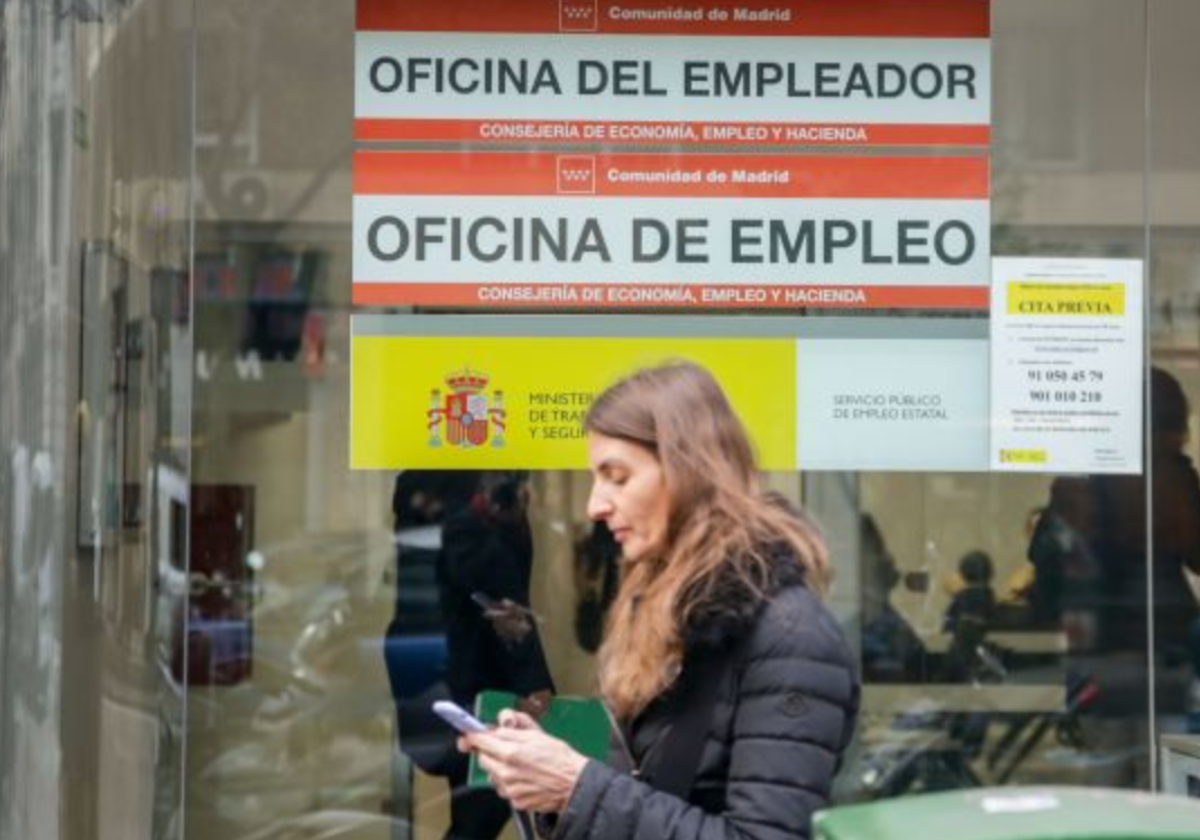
[{"x1": 462, "y1": 362, "x2": 859, "y2": 840}]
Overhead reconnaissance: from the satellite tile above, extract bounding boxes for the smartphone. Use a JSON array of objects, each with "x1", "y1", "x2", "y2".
[
  {"x1": 471, "y1": 591, "x2": 540, "y2": 622},
  {"x1": 432, "y1": 699, "x2": 488, "y2": 734},
  {"x1": 471, "y1": 591, "x2": 503, "y2": 611}
]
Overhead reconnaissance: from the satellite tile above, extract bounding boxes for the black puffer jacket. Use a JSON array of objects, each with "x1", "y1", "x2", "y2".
[{"x1": 554, "y1": 554, "x2": 859, "y2": 840}]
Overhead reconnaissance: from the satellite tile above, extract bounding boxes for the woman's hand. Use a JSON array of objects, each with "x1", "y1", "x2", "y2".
[{"x1": 459, "y1": 710, "x2": 589, "y2": 813}]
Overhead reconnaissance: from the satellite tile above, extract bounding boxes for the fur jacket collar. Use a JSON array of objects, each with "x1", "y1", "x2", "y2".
[{"x1": 681, "y1": 546, "x2": 807, "y2": 655}]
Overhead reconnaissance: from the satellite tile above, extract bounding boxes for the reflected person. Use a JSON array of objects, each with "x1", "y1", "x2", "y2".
[
  {"x1": 941, "y1": 550, "x2": 997, "y2": 683},
  {"x1": 1030, "y1": 368, "x2": 1200, "y2": 666},
  {"x1": 860, "y1": 513, "x2": 929, "y2": 683},
  {"x1": 1027, "y1": 367, "x2": 1200, "y2": 743},
  {"x1": 438, "y1": 471, "x2": 555, "y2": 840}
]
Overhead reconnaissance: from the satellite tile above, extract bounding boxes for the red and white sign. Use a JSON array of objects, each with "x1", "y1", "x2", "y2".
[
  {"x1": 352, "y1": 151, "x2": 990, "y2": 310},
  {"x1": 354, "y1": 0, "x2": 990, "y2": 147},
  {"x1": 356, "y1": 0, "x2": 988, "y2": 38}
]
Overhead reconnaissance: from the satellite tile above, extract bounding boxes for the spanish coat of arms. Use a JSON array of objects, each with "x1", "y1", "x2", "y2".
[{"x1": 427, "y1": 368, "x2": 506, "y2": 448}]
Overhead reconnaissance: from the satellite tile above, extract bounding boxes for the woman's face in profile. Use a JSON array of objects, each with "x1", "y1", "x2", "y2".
[{"x1": 586, "y1": 432, "x2": 670, "y2": 563}]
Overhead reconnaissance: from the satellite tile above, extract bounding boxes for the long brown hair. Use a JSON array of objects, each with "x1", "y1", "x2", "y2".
[{"x1": 585, "y1": 362, "x2": 829, "y2": 720}]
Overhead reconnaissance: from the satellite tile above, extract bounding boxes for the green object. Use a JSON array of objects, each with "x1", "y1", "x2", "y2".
[
  {"x1": 467, "y1": 691, "x2": 612, "y2": 788},
  {"x1": 814, "y1": 786, "x2": 1200, "y2": 840}
]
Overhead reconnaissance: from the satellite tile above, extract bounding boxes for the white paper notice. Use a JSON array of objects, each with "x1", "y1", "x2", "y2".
[{"x1": 990, "y1": 257, "x2": 1143, "y2": 474}]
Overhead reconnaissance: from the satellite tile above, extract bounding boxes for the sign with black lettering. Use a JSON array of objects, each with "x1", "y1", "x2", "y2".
[
  {"x1": 355, "y1": 0, "x2": 990, "y2": 147},
  {"x1": 352, "y1": 151, "x2": 989, "y2": 309},
  {"x1": 991, "y1": 258, "x2": 1144, "y2": 474}
]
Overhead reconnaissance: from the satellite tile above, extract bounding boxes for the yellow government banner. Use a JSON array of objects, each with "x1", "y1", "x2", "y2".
[{"x1": 351, "y1": 336, "x2": 796, "y2": 470}]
